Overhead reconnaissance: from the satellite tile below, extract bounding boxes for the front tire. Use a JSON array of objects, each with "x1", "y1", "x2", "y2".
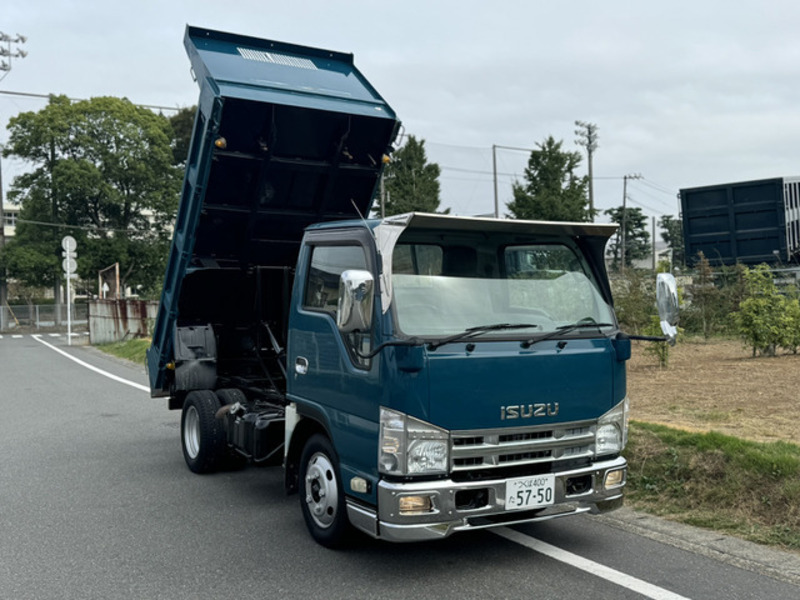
[
  {"x1": 299, "y1": 434, "x2": 351, "y2": 548},
  {"x1": 181, "y1": 390, "x2": 226, "y2": 474}
]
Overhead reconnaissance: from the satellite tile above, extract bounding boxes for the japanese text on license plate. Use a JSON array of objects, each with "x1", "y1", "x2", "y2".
[{"x1": 505, "y1": 474, "x2": 555, "y2": 511}]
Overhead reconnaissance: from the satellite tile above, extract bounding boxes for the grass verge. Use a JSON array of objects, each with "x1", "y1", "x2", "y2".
[
  {"x1": 97, "y1": 337, "x2": 150, "y2": 365},
  {"x1": 624, "y1": 421, "x2": 800, "y2": 550}
]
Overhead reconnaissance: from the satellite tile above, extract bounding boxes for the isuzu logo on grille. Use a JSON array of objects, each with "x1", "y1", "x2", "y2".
[{"x1": 500, "y1": 403, "x2": 559, "y2": 420}]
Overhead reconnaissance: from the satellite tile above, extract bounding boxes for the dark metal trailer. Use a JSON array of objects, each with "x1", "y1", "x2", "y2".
[{"x1": 680, "y1": 177, "x2": 800, "y2": 266}]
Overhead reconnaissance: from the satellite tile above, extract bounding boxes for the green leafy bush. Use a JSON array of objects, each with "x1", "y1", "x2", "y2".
[{"x1": 732, "y1": 264, "x2": 793, "y2": 356}]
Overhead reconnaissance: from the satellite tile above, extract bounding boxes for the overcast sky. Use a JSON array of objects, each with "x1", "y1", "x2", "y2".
[{"x1": 3, "y1": 1, "x2": 800, "y2": 227}]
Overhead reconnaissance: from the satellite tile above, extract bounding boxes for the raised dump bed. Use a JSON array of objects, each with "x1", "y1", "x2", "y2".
[{"x1": 147, "y1": 26, "x2": 400, "y2": 396}]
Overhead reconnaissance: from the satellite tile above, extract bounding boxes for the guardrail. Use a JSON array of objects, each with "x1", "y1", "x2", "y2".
[{"x1": 0, "y1": 303, "x2": 88, "y2": 333}]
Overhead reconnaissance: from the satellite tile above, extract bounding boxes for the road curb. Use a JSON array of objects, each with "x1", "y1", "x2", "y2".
[{"x1": 596, "y1": 507, "x2": 800, "y2": 586}]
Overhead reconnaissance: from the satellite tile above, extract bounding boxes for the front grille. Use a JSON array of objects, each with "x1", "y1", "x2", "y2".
[{"x1": 451, "y1": 421, "x2": 595, "y2": 473}]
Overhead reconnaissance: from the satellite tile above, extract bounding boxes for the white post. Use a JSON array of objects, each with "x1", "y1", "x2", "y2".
[
  {"x1": 61, "y1": 235, "x2": 77, "y2": 345},
  {"x1": 66, "y1": 273, "x2": 72, "y2": 345}
]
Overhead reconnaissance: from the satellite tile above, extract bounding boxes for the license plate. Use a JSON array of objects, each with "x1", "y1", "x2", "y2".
[{"x1": 505, "y1": 474, "x2": 555, "y2": 511}]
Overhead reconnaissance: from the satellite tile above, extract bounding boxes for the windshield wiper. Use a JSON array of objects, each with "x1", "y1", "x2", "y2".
[
  {"x1": 521, "y1": 319, "x2": 615, "y2": 349},
  {"x1": 427, "y1": 323, "x2": 539, "y2": 351}
]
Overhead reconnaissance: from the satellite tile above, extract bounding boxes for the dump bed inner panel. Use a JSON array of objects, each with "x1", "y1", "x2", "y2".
[{"x1": 194, "y1": 97, "x2": 396, "y2": 268}]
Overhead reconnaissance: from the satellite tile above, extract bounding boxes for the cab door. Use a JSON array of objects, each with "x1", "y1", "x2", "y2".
[{"x1": 287, "y1": 228, "x2": 382, "y2": 476}]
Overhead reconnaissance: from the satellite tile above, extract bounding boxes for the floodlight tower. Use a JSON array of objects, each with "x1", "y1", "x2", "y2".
[
  {"x1": 0, "y1": 32, "x2": 27, "y2": 82},
  {"x1": 574, "y1": 120, "x2": 598, "y2": 221}
]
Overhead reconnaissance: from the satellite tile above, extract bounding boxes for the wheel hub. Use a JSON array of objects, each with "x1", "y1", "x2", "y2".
[
  {"x1": 304, "y1": 452, "x2": 338, "y2": 528},
  {"x1": 183, "y1": 405, "x2": 200, "y2": 459}
]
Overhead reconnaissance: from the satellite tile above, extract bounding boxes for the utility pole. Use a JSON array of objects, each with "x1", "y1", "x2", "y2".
[
  {"x1": 652, "y1": 216, "x2": 657, "y2": 271},
  {"x1": 620, "y1": 173, "x2": 641, "y2": 271},
  {"x1": 0, "y1": 31, "x2": 27, "y2": 330},
  {"x1": 491, "y1": 143, "x2": 535, "y2": 219},
  {"x1": 0, "y1": 154, "x2": 6, "y2": 331},
  {"x1": 575, "y1": 121, "x2": 598, "y2": 222},
  {"x1": 492, "y1": 144, "x2": 498, "y2": 218},
  {"x1": 380, "y1": 172, "x2": 385, "y2": 218}
]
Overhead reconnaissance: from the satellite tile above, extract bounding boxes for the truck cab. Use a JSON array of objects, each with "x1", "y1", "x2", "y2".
[{"x1": 285, "y1": 213, "x2": 631, "y2": 543}]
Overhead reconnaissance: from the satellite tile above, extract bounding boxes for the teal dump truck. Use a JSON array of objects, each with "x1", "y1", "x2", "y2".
[{"x1": 148, "y1": 26, "x2": 678, "y2": 547}]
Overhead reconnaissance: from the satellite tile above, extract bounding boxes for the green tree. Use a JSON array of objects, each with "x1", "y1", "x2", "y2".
[
  {"x1": 732, "y1": 264, "x2": 788, "y2": 357},
  {"x1": 507, "y1": 136, "x2": 590, "y2": 221},
  {"x1": 169, "y1": 106, "x2": 196, "y2": 166},
  {"x1": 604, "y1": 206, "x2": 650, "y2": 269},
  {"x1": 381, "y1": 135, "x2": 445, "y2": 215},
  {"x1": 687, "y1": 252, "x2": 721, "y2": 339},
  {"x1": 783, "y1": 297, "x2": 800, "y2": 354},
  {"x1": 659, "y1": 215, "x2": 685, "y2": 268},
  {"x1": 611, "y1": 268, "x2": 654, "y2": 335},
  {"x1": 1, "y1": 95, "x2": 181, "y2": 297}
]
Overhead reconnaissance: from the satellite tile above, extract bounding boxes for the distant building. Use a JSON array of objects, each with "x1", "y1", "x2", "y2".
[{"x1": 3, "y1": 204, "x2": 19, "y2": 238}]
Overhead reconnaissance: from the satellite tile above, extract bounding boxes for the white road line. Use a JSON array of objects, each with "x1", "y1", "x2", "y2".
[
  {"x1": 493, "y1": 527, "x2": 692, "y2": 600},
  {"x1": 48, "y1": 333, "x2": 61, "y2": 337},
  {"x1": 31, "y1": 334, "x2": 150, "y2": 393},
  {"x1": 12, "y1": 334, "x2": 23, "y2": 339}
]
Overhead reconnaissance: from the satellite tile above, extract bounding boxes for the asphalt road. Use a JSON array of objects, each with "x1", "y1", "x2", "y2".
[{"x1": 1, "y1": 333, "x2": 799, "y2": 600}]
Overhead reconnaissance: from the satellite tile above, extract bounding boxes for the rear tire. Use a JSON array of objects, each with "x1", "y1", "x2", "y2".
[
  {"x1": 181, "y1": 390, "x2": 226, "y2": 474},
  {"x1": 299, "y1": 434, "x2": 351, "y2": 548}
]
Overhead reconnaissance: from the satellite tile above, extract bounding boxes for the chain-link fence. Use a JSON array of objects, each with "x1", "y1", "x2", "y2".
[{"x1": 0, "y1": 303, "x2": 88, "y2": 333}]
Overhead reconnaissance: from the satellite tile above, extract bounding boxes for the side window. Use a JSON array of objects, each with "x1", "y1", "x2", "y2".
[
  {"x1": 393, "y1": 244, "x2": 443, "y2": 275},
  {"x1": 303, "y1": 244, "x2": 372, "y2": 368},
  {"x1": 304, "y1": 245, "x2": 368, "y2": 316}
]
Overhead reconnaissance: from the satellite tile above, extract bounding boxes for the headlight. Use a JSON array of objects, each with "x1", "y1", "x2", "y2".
[
  {"x1": 595, "y1": 397, "x2": 629, "y2": 456},
  {"x1": 379, "y1": 407, "x2": 449, "y2": 476}
]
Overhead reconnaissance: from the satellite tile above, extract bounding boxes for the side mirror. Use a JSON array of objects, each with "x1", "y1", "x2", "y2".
[
  {"x1": 337, "y1": 270, "x2": 374, "y2": 333},
  {"x1": 656, "y1": 273, "x2": 679, "y2": 345}
]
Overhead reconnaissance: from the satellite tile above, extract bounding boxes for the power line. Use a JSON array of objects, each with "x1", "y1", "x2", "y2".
[
  {"x1": 439, "y1": 174, "x2": 496, "y2": 183},
  {"x1": 627, "y1": 181, "x2": 679, "y2": 212},
  {"x1": 0, "y1": 89, "x2": 184, "y2": 113},
  {"x1": 440, "y1": 164, "x2": 521, "y2": 178},
  {"x1": 426, "y1": 140, "x2": 493, "y2": 151},
  {"x1": 638, "y1": 177, "x2": 677, "y2": 196},
  {"x1": 11, "y1": 216, "x2": 159, "y2": 235}
]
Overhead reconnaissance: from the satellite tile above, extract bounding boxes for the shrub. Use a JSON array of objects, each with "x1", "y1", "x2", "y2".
[
  {"x1": 643, "y1": 315, "x2": 671, "y2": 367},
  {"x1": 732, "y1": 264, "x2": 790, "y2": 357},
  {"x1": 611, "y1": 269, "x2": 654, "y2": 335}
]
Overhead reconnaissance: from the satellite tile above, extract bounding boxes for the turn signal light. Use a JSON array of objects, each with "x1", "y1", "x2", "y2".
[{"x1": 604, "y1": 469, "x2": 626, "y2": 489}]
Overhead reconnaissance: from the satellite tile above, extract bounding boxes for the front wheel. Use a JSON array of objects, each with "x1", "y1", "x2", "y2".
[{"x1": 299, "y1": 434, "x2": 351, "y2": 548}]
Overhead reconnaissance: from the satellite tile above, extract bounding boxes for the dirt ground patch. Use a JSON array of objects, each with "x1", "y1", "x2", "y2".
[{"x1": 628, "y1": 338, "x2": 800, "y2": 443}]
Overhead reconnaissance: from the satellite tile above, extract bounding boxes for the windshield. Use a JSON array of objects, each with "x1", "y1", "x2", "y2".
[{"x1": 391, "y1": 241, "x2": 615, "y2": 338}]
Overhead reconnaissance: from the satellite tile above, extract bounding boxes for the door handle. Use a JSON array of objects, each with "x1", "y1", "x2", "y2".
[{"x1": 295, "y1": 356, "x2": 309, "y2": 375}]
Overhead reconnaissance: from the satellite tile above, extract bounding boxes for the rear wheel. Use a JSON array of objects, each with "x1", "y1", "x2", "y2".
[
  {"x1": 181, "y1": 390, "x2": 226, "y2": 474},
  {"x1": 299, "y1": 434, "x2": 351, "y2": 548}
]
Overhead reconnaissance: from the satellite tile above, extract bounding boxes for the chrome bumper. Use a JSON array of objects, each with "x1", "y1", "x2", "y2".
[{"x1": 346, "y1": 456, "x2": 626, "y2": 542}]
